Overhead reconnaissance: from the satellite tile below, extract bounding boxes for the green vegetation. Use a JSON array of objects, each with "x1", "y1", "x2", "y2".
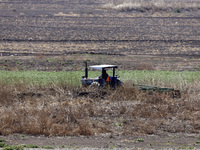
[
  {"x1": 2, "y1": 145, "x2": 24, "y2": 150},
  {"x1": 20, "y1": 134, "x2": 25, "y2": 138},
  {"x1": 0, "y1": 70, "x2": 82, "y2": 86},
  {"x1": 196, "y1": 141, "x2": 200, "y2": 144},
  {"x1": 0, "y1": 70, "x2": 199, "y2": 89},
  {"x1": 0, "y1": 139, "x2": 7, "y2": 148},
  {"x1": 134, "y1": 138, "x2": 144, "y2": 142},
  {"x1": 120, "y1": 70, "x2": 200, "y2": 90},
  {"x1": 0, "y1": 138, "x2": 6, "y2": 142},
  {"x1": 1, "y1": 144, "x2": 40, "y2": 150},
  {"x1": 42, "y1": 145, "x2": 54, "y2": 149},
  {"x1": 0, "y1": 142, "x2": 7, "y2": 148},
  {"x1": 109, "y1": 143, "x2": 116, "y2": 149},
  {"x1": 23, "y1": 144, "x2": 40, "y2": 148},
  {"x1": 178, "y1": 146, "x2": 187, "y2": 149}
]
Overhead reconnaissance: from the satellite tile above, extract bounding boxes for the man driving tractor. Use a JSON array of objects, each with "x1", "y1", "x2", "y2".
[
  {"x1": 101, "y1": 69, "x2": 110, "y2": 83},
  {"x1": 81, "y1": 63, "x2": 122, "y2": 88}
]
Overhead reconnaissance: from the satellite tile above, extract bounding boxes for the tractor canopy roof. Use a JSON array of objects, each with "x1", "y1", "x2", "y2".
[{"x1": 90, "y1": 65, "x2": 118, "y2": 70}]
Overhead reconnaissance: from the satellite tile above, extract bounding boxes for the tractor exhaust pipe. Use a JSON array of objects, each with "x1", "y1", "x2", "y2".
[{"x1": 84, "y1": 61, "x2": 88, "y2": 79}]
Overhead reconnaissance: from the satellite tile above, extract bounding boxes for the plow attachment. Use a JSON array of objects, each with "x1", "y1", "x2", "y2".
[{"x1": 133, "y1": 84, "x2": 181, "y2": 98}]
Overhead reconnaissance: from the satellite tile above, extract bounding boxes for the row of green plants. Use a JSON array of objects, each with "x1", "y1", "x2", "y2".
[
  {"x1": 0, "y1": 143, "x2": 54, "y2": 150},
  {"x1": 0, "y1": 70, "x2": 199, "y2": 87},
  {"x1": 0, "y1": 138, "x2": 57, "y2": 150},
  {"x1": 0, "y1": 137, "x2": 84, "y2": 150}
]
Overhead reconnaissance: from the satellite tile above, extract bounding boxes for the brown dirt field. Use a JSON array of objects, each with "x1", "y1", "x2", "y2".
[
  {"x1": 0, "y1": 54, "x2": 200, "y2": 71},
  {"x1": 0, "y1": 0, "x2": 199, "y2": 72},
  {"x1": 0, "y1": 0, "x2": 200, "y2": 149},
  {"x1": 0, "y1": 0, "x2": 200, "y2": 58}
]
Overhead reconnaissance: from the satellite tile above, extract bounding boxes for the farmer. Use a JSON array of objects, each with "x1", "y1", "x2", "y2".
[{"x1": 102, "y1": 69, "x2": 110, "y2": 82}]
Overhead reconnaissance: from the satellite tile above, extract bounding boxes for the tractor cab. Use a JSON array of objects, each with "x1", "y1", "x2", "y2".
[{"x1": 81, "y1": 62, "x2": 122, "y2": 88}]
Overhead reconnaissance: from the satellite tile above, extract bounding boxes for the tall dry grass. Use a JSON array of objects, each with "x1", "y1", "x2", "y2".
[
  {"x1": 102, "y1": 0, "x2": 200, "y2": 12},
  {"x1": 0, "y1": 81, "x2": 199, "y2": 136}
]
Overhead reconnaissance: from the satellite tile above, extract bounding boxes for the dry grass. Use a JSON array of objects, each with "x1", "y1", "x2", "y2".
[
  {"x1": 102, "y1": 0, "x2": 200, "y2": 12},
  {"x1": 0, "y1": 81, "x2": 199, "y2": 136}
]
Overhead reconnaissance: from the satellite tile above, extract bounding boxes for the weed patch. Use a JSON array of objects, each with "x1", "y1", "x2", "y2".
[{"x1": 102, "y1": 0, "x2": 200, "y2": 13}]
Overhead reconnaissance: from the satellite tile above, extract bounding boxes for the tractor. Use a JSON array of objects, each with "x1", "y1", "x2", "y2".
[
  {"x1": 80, "y1": 62, "x2": 181, "y2": 98},
  {"x1": 81, "y1": 62, "x2": 122, "y2": 88}
]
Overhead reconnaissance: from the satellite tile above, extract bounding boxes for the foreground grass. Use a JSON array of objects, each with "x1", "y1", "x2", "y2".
[
  {"x1": 0, "y1": 72, "x2": 199, "y2": 137},
  {"x1": 0, "y1": 70, "x2": 199, "y2": 136}
]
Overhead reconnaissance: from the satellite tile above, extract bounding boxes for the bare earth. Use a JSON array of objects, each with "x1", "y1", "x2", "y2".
[
  {"x1": 0, "y1": 0, "x2": 200, "y2": 149},
  {"x1": 0, "y1": 0, "x2": 200, "y2": 71},
  {"x1": 1, "y1": 133, "x2": 200, "y2": 149}
]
